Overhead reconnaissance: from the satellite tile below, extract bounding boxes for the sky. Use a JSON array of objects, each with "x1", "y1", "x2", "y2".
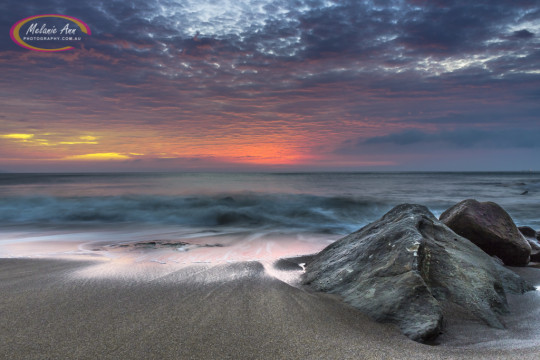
[{"x1": 0, "y1": 0, "x2": 539, "y2": 172}]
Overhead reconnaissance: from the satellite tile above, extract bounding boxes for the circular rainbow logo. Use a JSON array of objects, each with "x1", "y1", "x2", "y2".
[{"x1": 10, "y1": 14, "x2": 91, "y2": 52}]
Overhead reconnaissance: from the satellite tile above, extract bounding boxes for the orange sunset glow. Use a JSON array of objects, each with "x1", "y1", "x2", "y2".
[{"x1": 1, "y1": 1, "x2": 539, "y2": 172}]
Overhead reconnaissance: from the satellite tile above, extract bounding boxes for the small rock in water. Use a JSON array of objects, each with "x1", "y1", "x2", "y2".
[
  {"x1": 519, "y1": 226, "x2": 540, "y2": 262},
  {"x1": 220, "y1": 196, "x2": 236, "y2": 203},
  {"x1": 518, "y1": 226, "x2": 537, "y2": 239}
]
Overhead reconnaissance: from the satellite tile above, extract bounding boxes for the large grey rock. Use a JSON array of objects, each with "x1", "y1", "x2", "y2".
[
  {"x1": 302, "y1": 204, "x2": 533, "y2": 342},
  {"x1": 440, "y1": 199, "x2": 531, "y2": 266}
]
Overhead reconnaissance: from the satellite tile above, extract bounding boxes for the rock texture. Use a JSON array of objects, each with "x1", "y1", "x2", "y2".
[
  {"x1": 440, "y1": 199, "x2": 531, "y2": 266},
  {"x1": 519, "y1": 226, "x2": 540, "y2": 262},
  {"x1": 302, "y1": 204, "x2": 533, "y2": 342}
]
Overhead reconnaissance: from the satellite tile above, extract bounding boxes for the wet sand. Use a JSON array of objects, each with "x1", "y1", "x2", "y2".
[{"x1": 1, "y1": 258, "x2": 539, "y2": 359}]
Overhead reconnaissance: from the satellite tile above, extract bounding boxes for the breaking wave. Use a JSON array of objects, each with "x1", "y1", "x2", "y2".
[{"x1": 0, "y1": 193, "x2": 391, "y2": 234}]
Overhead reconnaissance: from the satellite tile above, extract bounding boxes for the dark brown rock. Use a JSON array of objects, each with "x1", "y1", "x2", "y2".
[
  {"x1": 440, "y1": 200, "x2": 531, "y2": 266},
  {"x1": 302, "y1": 204, "x2": 533, "y2": 342}
]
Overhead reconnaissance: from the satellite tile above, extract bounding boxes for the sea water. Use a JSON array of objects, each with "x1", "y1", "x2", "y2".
[{"x1": 1, "y1": 172, "x2": 539, "y2": 262}]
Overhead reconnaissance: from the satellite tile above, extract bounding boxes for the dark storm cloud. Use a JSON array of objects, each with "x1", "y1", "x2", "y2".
[
  {"x1": 1, "y1": 0, "x2": 540, "y2": 170},
  {"x1": 4, "y1": 0, "x2": 538, "y2": 84},
  {"x1": 338, "y1": 128, "x2": 540, "y2": 152},
  {"x1": 396, "y1": 1, "x2": 506, "y2": 54},
  {"x1": 512, "y1": 29, "x2": 535, "y2": 39}
]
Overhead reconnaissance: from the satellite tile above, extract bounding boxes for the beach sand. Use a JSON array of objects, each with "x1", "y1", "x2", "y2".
[{"x1": 1, "y1": 258, "x2": 539, "y2": 359}]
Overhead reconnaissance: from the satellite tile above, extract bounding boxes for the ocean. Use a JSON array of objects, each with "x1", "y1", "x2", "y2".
[{"x1": 1, "y1": 172, "x2": 539, "y2": 263}]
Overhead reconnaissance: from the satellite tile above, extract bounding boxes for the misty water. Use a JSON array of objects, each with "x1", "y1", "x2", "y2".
[{"x1": 1, "y1": 172, "x2": 539, "y2": 262}]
